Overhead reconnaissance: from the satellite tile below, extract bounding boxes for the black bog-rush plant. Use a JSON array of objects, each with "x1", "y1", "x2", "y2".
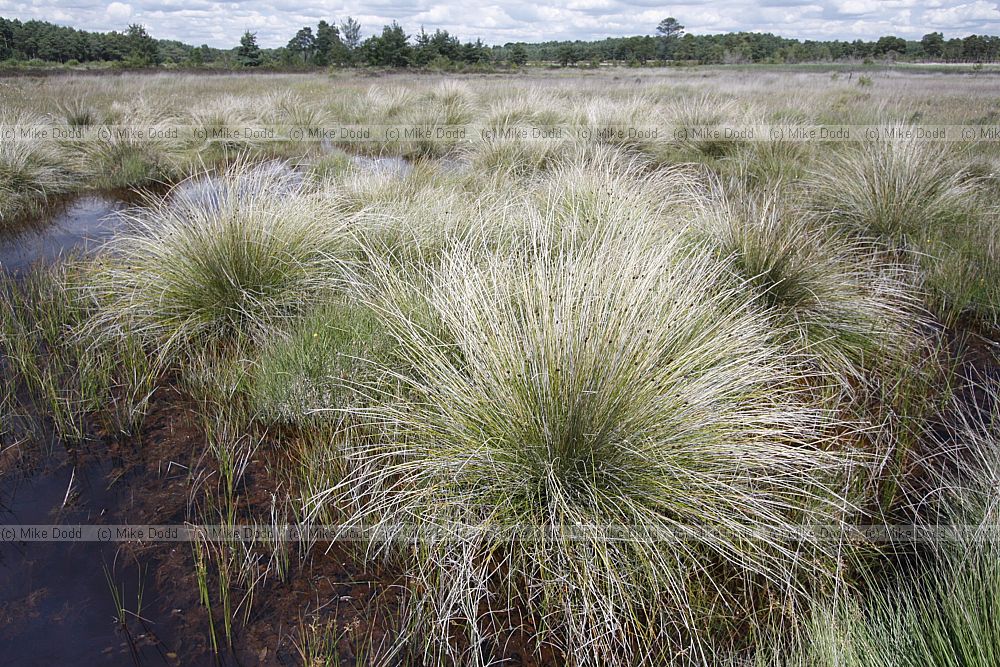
[
  {"x1": 535, "y1": 148, "x2": 694, "y2": 245},
  {"x1": 695, "y1": 183, "x2": 922, "y2": 388},
  {"x1": 317, "y1": 223, "x2": 867, "y2": 666},
  {"x1": 811, "y1": 131, "x2": 974, "y2": 247},
  {"x1": 809, "y1": 131, "x2": 999, "y2": 331},
  {"x1": 0, "y1": 109, "x2": 78, "y2": 223},
  {"x1": 90, "y1": 161, "x2": 350, "y2": 356}
]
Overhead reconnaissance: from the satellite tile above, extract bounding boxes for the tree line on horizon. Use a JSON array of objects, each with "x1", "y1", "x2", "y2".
[{"x1": 2, "y1": 15, "x2": 999, "y2": 69}]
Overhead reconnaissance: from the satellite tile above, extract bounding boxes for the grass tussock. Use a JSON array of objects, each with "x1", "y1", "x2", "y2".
[
  {"x1": 532, "y1": 148, "x2": 694, "y2": 245},
  {"x1": 89, "y1": 160, "x2": 350, "y2": 355},
  {"x1": 811, "y1": 132, "x2": 975, "y2": 246},
  {"x1": 0, "y1": 110, "x2": 78, "y2": 223},
  {"x1": 810, "y1": 130, "x2": 998, "y2": 331},
  {"x1": 695, "y1": 182, "x2": 922, "y2": 386},
  {"x1": 318, "y1": 224, "x2": 865, "y2": 665}
]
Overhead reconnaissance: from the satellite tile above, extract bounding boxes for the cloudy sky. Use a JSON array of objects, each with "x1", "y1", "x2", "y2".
[{"x1": 1, "y1": 0, "x2": 998, "y2": 47}]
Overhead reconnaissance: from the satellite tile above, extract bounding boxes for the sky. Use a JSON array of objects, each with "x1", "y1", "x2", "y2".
[{"x1": 1, "y1": 0, "x2": 999, "y2": 48}]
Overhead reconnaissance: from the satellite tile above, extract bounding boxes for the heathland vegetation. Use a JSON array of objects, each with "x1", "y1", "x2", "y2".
[{"x1": 0, "y1": 67, "x2": 998, "y2": 664}]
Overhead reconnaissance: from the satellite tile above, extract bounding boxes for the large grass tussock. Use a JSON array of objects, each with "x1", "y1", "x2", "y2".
[
  {"x1": 319, "y1": 224, "x2": 865, "y2": 665},
  {"x1": 90, "y1": 161, "x2": 349, "y2": 353}
]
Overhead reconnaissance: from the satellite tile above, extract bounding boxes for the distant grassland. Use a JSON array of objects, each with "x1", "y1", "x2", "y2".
[{"x1": 1, "y1": 67, "x2": 999, "y2": 665}]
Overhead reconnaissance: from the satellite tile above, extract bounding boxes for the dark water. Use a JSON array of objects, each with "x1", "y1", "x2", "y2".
[
  {"x1": 0, "y1": 446, "x2": 177, "y2": 666},
  {"x1": 0, "y1": 197, "x2": 127, "y2": 274},
  {"x1": 0, "y1": 197, "x2": 206, "y2": 665}
]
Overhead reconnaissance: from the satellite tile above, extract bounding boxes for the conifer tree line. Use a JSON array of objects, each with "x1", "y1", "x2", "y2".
[{"x1": 1, "y1": 14, "x2": 998, "y2": 68}]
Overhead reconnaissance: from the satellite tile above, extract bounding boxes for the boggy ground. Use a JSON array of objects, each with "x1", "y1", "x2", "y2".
[
  {"x1": 2, "y1": 332, "x2": 997, "y2": 666},
  {"x1": 0, "y1": 386, "x2": 407, "y2": 666},
  {"x1": 2, "y1": 67, "x2": 1000, "y2": 666}
]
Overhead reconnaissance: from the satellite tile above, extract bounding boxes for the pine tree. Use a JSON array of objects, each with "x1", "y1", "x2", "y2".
[
  {"x1": 287, "y1": 26, "x2": 315, "y2": 64},
  {"x1": 237, "y1": 30, "x2": 261, "y2": 67},
  {"x1": 509, "y1": 44, "x2": 528, "y2": 66},
  {"x1": 339, "y1": 16, "x2": 361, "y2": 64},
  {"x1": 125, "y1": 24, "x2": 160, "y2": 66},
  {"x1": 314, "y1": 20, "x2": 344, "y2": 66}
]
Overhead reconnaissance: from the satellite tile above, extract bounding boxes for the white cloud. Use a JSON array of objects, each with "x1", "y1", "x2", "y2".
[
  {"x1": 924, "y1": 0, "x2": 1000, "y2": 27},
  {"x1": 2, "y1": 0, "x2": 998, "y2": 47},
  {"x1": 834, "y1": 0, "x2": 870, "y2": 13},
  {"x1": 105, "y1": 1, "x2": 133, "y2": 20}
]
